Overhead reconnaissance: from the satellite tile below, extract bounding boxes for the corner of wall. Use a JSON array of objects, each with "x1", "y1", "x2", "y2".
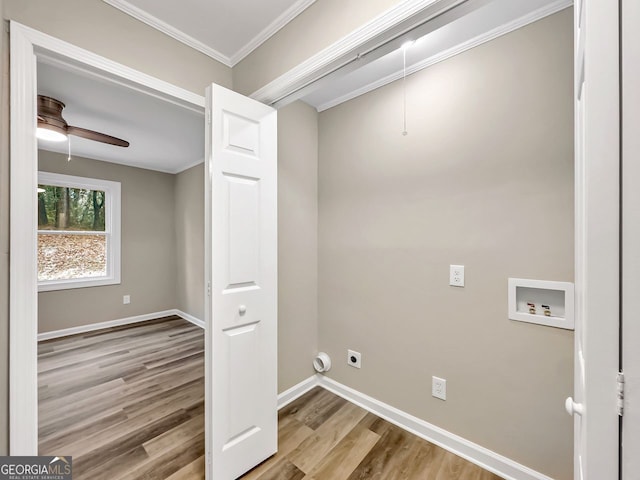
[{"x1": 277, "y1": 100, "x2": 319, "y2": 393}]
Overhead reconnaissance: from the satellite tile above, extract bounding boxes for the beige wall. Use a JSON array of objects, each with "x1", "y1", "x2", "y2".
[
  {"x1": 233, "y1": 0, "x2": 400, "y2": 95},
  {"x1": 4, "y1": 0, "x2": 231, "y2": 94},
  {"x1": 175, "y1": 164, "x2": 205, "y2": 320},
  {"x1": 277, "y1": 101, "x2": 319, "y2": 391},
  {"x1": 318, "y1": 10, "x2": 573, "y2": 480},
  {"x1": 38, "y1": 151, "x2": 178, "y2": 332}
]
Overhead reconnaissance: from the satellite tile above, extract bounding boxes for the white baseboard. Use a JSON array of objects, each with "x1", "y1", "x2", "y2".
[
  {"x1": 37, "y1": 309, "x2": 179, "y2": 341},
  {"x1": 316, "y1": 375, "x2": 554, "y2": 480},
  {"x1": 174, "y1": 309, "x2": 205, "y2": 329},
  {"x1": 38, "y1": 308, "x2": 205, "y2": 341},
  {"x1": 279, "y1": 374, "x2": 554, "y2": 480},
  {"x1": 277, "y1": 375, "x2": 318, "y2": 410}
]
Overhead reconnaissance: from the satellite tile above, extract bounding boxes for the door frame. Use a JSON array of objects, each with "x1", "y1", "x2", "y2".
[
  {"x1": 573, "y1": 0, "x2": 621, "y2": 477},
  {"x1": 621, "y1": 0, "x2": 640, "y2": 476},
  {"x1": 8, "y1": 21, "x2": 206, "y2": 454}
]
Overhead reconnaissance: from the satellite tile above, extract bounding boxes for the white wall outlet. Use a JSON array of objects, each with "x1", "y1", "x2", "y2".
[
  {"x1": 449, "y1": 265, "x2": 465, "y2": 287},
  {"x1": 347, "y1": 350, "x2": 362, "y2": 368},
  {"x1": 123, "y1": 295, "x2": 131, "y2": 305},
  {"x1": 432, "y1": 376, "x2": 447, "y2": 400}
]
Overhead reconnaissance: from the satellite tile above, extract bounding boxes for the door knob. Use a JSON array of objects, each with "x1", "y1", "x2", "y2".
[
  {"x1": 565, "y1": 397, "x2": 584, "y2": 416},
  {"x1": 239, "y1": 305, "x2": 247, "y2": 315}
]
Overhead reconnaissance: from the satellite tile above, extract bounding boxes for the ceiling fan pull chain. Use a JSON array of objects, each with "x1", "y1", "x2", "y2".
[{"x1": 67, "y1": 136, "x2": 71, "y2": 162}]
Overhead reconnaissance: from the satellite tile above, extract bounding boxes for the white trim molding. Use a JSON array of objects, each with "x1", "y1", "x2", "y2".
[
  {"x1": 37, "y1": 309, "x2": 204, "y2": 341},
  {"x1": 101, "y1": 0, "x2": 230, "y2": 66},
  {"x1": 277, "y1": 375, "x2": 318, "y2": 410},
  {"x1": 9, "y1": 19, "x2": 39, "y2": 456},
  {"x1": 37, "y1": 310, "x2": 178, "y2": 341},
  {"x1": 228, "y1": 0, "x2": 317, "y2": 66},
  {"x1": 251, "y1": 0, "x2": 467, "y2": 105},
  {"x1": 316, "y1": 0, "x2": 572, "y2": 112},
  {"x1": 174, "y1": 309, "x2": 206, "y2": 329},
  {"x1": 252, "y1": 0, "x2": 572, "y2": 108},
  {"x1": 12, "y1": 22, "x2": 205, "y2": 110},
  {"x1": 286, "y1": 375, "x2": 554, "y2": 480},
  {"x1": 102, "y1": 0, "x2": 316, "y2": 67}
]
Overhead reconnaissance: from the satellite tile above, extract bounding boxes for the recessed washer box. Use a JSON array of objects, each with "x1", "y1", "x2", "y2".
[{"x1": 508, "y1": 278, "x2": 575, "y2": 330}]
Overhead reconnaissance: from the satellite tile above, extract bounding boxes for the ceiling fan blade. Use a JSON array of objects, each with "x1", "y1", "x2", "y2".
[{"x1": 67, "y1": 126, "x2": 130, "y2": 147}]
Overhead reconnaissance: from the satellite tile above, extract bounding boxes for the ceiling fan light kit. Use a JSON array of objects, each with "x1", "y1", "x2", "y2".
[
  {"x1": 36, "y1": 95, "x2": 130, "y2": 147},
  {"x1": 36, "y1": 124, "x2": 67, "y2": 142}
]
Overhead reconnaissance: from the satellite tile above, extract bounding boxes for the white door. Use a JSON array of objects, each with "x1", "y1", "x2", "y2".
[
  {"x1": 569, "y1": 1, "x2": 620, "y2": 479},
  {"x1": 622, "y1": 0, "x2": 640, "y2": 476},
  {"x1": 204, "y1": 84, "x2": 278, "y2": 479}
]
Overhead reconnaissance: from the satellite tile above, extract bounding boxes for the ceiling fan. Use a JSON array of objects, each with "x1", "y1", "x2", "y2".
[{"x1": 37, "y1": 95, "x2": 130, "y2": 147}]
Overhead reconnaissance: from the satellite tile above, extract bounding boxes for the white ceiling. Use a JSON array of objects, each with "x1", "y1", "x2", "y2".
[
  {"x1": 37, "y1": 60, "x2": 204, "y2": 174},
  {"x1": 102, "y1": 0, "x2": 316, "y2": 67}
]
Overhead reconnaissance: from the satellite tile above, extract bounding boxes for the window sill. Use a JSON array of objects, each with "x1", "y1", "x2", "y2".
[{"x1": 38, "y1": 276, "x2": 120, "y2": 292}]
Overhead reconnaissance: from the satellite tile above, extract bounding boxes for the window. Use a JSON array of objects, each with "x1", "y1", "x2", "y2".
[{"x1": 38, "y1": 172, "x2": 121, "y2": 291}]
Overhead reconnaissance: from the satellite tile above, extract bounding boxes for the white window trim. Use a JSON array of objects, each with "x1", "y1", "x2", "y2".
[{"x1": 37, "y1": 171, "x2": 121, "y2": 292}]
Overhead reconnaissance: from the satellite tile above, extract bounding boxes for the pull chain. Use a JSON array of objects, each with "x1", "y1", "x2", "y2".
[{"x1": 67, "y1": 135, "x2": 71, "y2": 162}]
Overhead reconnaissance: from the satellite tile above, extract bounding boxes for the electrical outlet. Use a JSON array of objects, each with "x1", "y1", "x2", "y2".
[
  {"x1": 347, "y1": 350, "x2": 362, "y2": 368},
  {"x1": 123, "y1": 295, "x2": 131, "y2": 305},
  {"x1": 449, "y1": 265, "x2": 465, "y2": 287},
  {"x1": 432, "y1": 376, "x2": 446, "y2": 400}
]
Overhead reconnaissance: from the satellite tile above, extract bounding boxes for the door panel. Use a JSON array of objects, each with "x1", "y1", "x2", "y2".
[
  {"x1": 205, "y1": 84, "x2": 278, "y2": 480},
  {"x1": 226, "y1": 174, "x2": 260, "y2": 287}
]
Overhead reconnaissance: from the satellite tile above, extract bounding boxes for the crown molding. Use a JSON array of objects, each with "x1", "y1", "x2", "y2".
[
  {"x1": 12, "y1": 21, "x2": 205, "y2": 109},
  {"x1": 229, "y1": 0, "x2": 317, "y2": 66},
  {"x1": 102, "y1": 0, "x2": 233, "y2": 67},
  {"x1": 316, "y1": 0, "x2": 573, "y2": 112},
  {"x1": 103, "y1": 0, "x2": 316, "y2": 68}
]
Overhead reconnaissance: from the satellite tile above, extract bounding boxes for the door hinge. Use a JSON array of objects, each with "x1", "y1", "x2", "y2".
[
  {"x1": 207, "y1": 282, "x2": 211, "y2": 297},
  {"x1": 617, "y1": 371, "x2": 625, "y2": 417},
  {"x1": 207, "y1": 110, "x2": 212, "y2": 125}
]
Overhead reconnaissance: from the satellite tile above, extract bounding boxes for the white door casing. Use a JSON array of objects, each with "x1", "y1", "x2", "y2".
[
  {"x1": 622, "y1": 0, "x2": 640, "y2": 476},
  {"x1": 205, "y1": 84, "x2": 278, "y2": 479},
  {"x1": 569, "y1": 1, "x2": 620, "y2": 479}
]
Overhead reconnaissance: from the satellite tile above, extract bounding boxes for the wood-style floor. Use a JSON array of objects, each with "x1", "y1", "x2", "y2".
[
  {"x1": 241, "y1": 387, "x2": 504, "y2": 480},
  {"x1": 39, "y1": 317, "x2": 503, "y2": 480},
  {"x1": 38, "y1": 316, "x2": 205, "y2": 479}
]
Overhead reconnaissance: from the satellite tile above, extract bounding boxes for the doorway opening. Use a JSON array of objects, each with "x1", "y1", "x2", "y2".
[
  {"x1": 34, "y1": 55, "x2": 207, "y2": 477},
  {"x1": 9, "y1": 22, "x2": 207, "y2": 465}
]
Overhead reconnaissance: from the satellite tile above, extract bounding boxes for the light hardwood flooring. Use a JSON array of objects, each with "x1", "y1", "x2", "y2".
[
  {"x1": 38, "y1": 316, "x2": 205, "y2": 480},
  {"x1": 39, "y1": 317, "x2": 503, "y2": 480},
  {"x1": 241, "y1": 387, "x2": 504, "y2": 480}
]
